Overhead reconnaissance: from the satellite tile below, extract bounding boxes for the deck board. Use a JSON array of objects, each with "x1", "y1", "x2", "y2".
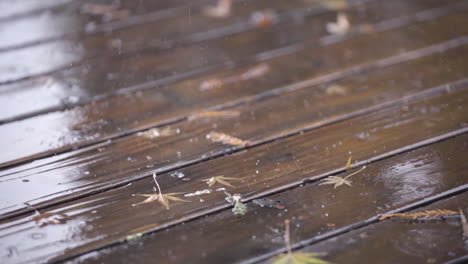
[
  {"x1": 1, "y1": 6, "x2": 468, "y2": 168},
  {"x1": 257, "y1": 192, "x2": 468, "y2": 264},
  {"x1": 1, "y1": 0, "x2": 460, "y2": 122},
  {"x1": 1, "y1": 38, "x2": 468, "y2": 217},
  {"x1": 1, "y1": 0, "x2": 468, "y2": 263},
  {"x1": 1, "y1": 80, "x2": 467, "y2": 263},
  {"x1": 69, "y1": 135, "x2": 468, "y2": 264}
]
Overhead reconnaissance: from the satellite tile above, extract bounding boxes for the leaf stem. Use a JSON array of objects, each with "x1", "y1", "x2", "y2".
[
  {"x1": 344, "y1": 166, "x2": 366, "y2": 180},
  {"x1": 152, "y1": 173, "x2": 163, "y2": 197}
]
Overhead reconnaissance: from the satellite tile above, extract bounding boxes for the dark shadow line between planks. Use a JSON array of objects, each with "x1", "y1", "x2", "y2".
[
  {"x1": 1, "y1": 31, "x2": 466, "y2": 170},
  {"x1": 243, "y1": 184, "x2": 468, "y2": 264},
  {"x1": 53, "y1": 127, "x2": 468, "y2": 264},
  {"x1": 0, "y1": 0, "x2": 215, "y2": 53},
  {"x1": 0, "y1": 0, "x2": 457, "y2": 114},
  {"x1": 2, "y1": 76, "x2": 467, "y2": 221},
  {"x1": 440, "y1": 255, "x2": 468, "y2": 264},
  {"x1": 1, "y1": 41, "x2": 467, "y2": 220},
  {"x1": 0, "y1": 0, "x2": 372, "y2": 86}
]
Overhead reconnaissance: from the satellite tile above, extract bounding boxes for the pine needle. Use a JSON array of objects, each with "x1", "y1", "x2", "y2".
[
  {"x1": 379, "y1": 209, "x2": 459, "y2": 221},
  {"x1": 206, "y1": 131, "x2": 251, "y2": 146}
]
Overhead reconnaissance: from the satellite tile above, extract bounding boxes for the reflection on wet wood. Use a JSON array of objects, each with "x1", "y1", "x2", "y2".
[
  {"x1": 2, "y1": 41, "x2": 468, "y2": 217},
  {"x1": 57, "y1": 133, "x2": 468, "y2": 264},
  {"x1": 280, "y1": 192, "x2": 468, "y2": 264},
  {"x1": 1, "y1": 0, "x2": 468, "y2": 263},
  {"x1": 1, "y1": 0, "x2": 462, "y2": 121},
  {"x1": 1, "y1": 7, "x2": 468, "y2": 169},
  {"x1": 1, "y1": 80, "x2": 467, "y2": 263},
  {"x1": 0, "y1": 0, "x2": 212, "y2": 50}
]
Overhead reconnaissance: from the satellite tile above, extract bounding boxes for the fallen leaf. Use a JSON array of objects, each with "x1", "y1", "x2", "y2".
[
  {"x1": 199, "y1": 78, "x2": 224, "y2": 91},
  {"x1": 319, "y1": 166, "x2": 366, "y2": 189},
  {"x1": 135, "y1": 192, "x2": 188, "y2": 209},
  {"x1": 206, "y1": 131, "x2": 251, "y2": 146},
  {"x1": 379, "y1": 209, "x2": 458, "y2": 221},
  {"x1": 325, "y1": 84, "x2": 348, "y2": 96},
  {"x1": 326, "y1": 13, "x2": 350, "y2": 35},
  {"x1": 134, "y1": 174, "x2": 188, "y2": 209},
  {"x1": 203, "y1": 0, "x2": 231, "y2": 18},
  {"x1": 345, "y1": 156, "x2": 352, "y2": 170},
  {"x1": 33, "y1": 213, "x2": 68, "y2": 227},
  {"x1": 202, "y1": 175, "x2": 242, "y2": 188},
  {"x1": 251, "y1": 10, "x2": 277, "y2": 28},
  {"x1": 270, "y1": 220, "x2": 332, "y2": 264},
  {"x1": 188, "y1": 110, "x2": 240, "y2": 121}
]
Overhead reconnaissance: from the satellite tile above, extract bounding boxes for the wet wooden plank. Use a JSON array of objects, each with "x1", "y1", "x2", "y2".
[
  {"x1": 2, "y1": 36, "x2": 468, "y2": 217},
  {"x1": 0, "y1": 0, "x2": 319, "y2": 83},
  {"x1": 0, "y1": 0, "x2": 460, "y2": 121},
  {"x1": 0, "y1": 0, "x2": 72, "y2": 21},
  {"x1": 1, "y1": 77, "x2": 467, "y2": 263},
  {"x1": 1, "y1": 7, "x2": 467, "y2": 169},
  {"x1": 0, "y1": 0, "x2": 210, "y2": 51},
  {"x1": 257, "y1": 191, "x2": 468, "y2": 264},
  {"x1": 68, "y1": 135, "x2": 468, "y2": 264},
  {"x1": 2, "y1": 33, "x2": 468, "y2": 217}
]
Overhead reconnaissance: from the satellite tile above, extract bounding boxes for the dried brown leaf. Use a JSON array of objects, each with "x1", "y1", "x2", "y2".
[
  {"x1": 379, "y1": 209, "x2": 458, "y2": 221},
  {"x1": 325, "y1": 85, "x2": 347, "y2": 96},
  {"x1": 188, "y1": 110, "x2": 240, "y2": 121},
  {"x1": 202, "y1": 176, "x2": 242, "y2": 188},
  {"x1": 203, "y1": 0, "x2": 231, "y2": 18},
  {"x1": 319, "y1": 176, "x2": 352, "y2": 189},
  {"x1": 345, "y1": 156, "x2": 352, "y2": 170},
  {"x1": 319, "y1": 166, "x2": 365, "y2": 189},
  {"x1": 326, "y1": 13, "x2": 350, "y2": 35},
  {"x1": 206, "y1": 131, "x2": 251, "y2": 146},
  {"x1": 135, "y1": 193, "x2": 188, "y2": 209}
]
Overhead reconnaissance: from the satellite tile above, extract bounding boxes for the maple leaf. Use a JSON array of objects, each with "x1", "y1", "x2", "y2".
[
  {"x1": 202, "y1": 175, "x2": 242, "y2": 188},
  {"x1": 272, "y1": 252, "x2": 331, "y2": 264},
  {"x1": 134, "y1": 174, "x2": 188, "y2": 209},
  {"x1": 270, "y1": 220, "x2": 332, "y2": 264},
  {"x1": 319, "y1": 166, "x2": 366, "y2": 189}
]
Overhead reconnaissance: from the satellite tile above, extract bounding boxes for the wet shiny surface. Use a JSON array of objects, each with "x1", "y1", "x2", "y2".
[
  {"x1": 295, "y1": 192, "x2": 468, "y2": 264},
  {"x1": 70, "y1": 134, "x2": 468, "y2": 264},
  {"x1": 0, "y1": 0, "x2": 467, "y2": 263},
  {"x1": 0, "y1": 83, "x2": 467, "y2": 263},
  {"x1": 0, "y1": 0, "x2": 459, "y2": 120},
  {"x1": 1, "y1": 6, "x2": 468, "y2": 168},
  {"x1": 1, "y1": 41, "x2": 468, "y2": 216}
]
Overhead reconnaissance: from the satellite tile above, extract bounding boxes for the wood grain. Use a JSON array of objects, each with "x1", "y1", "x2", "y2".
[
  {"x1": 257, "y1": 192, "x2": 468, "y2": 264},
  {"x1": 1, "y1": 0, "x2": 461, "y2": 122},
  {"x1": 1, "y1": 78, "x2": 467, "y2": 263},
  {"x1": 2, "y1": 36, "x2": 468, "y2": 217},
  {"x1": 1, "y1": 7, "x2": 468, "y2": 170}
]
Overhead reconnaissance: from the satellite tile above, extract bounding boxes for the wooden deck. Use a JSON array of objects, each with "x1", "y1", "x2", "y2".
[{"x1": 1, "y1": 0, "x2": 468, "y2": 263}]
